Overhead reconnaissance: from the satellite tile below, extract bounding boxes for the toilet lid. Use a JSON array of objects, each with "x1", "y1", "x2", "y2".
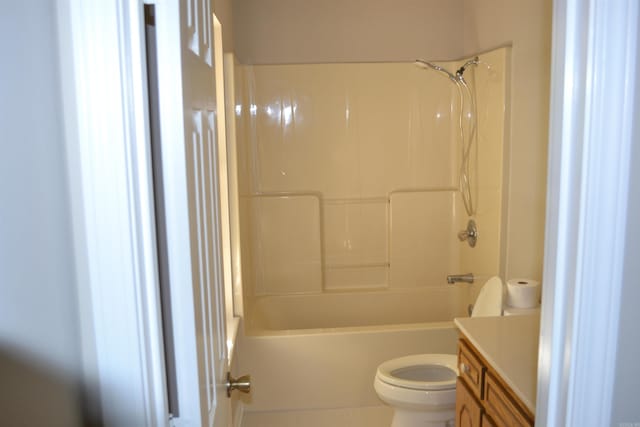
[
  {"x1": 376, "y1": 354, "x2": 458, "y2": 391},
  {"x1": 471, "y1": 276, "x2": 504, "y2": 317}
]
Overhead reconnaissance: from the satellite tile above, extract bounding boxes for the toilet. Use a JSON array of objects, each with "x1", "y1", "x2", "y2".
[
  {"x1": 374, "y1": 354, "x2": 459, "y2": 427},
  {"x1": 373, "y1": 276, "x2": 505, "y2": 427}
]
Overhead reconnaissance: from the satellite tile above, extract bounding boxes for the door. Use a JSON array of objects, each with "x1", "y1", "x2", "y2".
[
  {"x1": 455, "y1": 378, "x2": 482, "y2": 427},
  {"x1": 150, "y1": 1, "x2": 236, "y2": 426}
]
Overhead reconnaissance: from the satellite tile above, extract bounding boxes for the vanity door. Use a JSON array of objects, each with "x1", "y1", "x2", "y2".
[{"x1": 456, "y1": 378, "x2": 482, "y2": 427}]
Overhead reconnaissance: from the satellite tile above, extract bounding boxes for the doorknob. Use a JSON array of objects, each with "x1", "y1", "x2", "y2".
[{"x1": 226, "y1": 372, "x2": 251, "y2": 397}]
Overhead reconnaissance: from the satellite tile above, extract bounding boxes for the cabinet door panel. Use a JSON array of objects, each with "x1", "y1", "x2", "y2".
[
  {"x1": 456, "y1": 378, "x2": 482, "y2": 427},
  {"x1": 484, "y1": 371, "x2": 533, "y2": 427},
  {"x1": 458, "y1": 339, "x2": 485, "y2": 399}
]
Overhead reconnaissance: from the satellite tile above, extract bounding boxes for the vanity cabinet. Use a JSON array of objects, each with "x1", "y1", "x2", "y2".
[{"x1": 455, "y1": 338, "x2": 534, "y2": 427}]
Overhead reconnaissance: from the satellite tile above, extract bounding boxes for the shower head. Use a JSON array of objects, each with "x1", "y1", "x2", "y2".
[{"x1": 414, "y1": 59, "x2": 457, "y2": 83}]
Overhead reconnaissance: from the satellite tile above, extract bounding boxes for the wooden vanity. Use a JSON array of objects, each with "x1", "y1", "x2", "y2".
[{"x1": 454, "y1": 315, "x2": 539, "y2": 427}]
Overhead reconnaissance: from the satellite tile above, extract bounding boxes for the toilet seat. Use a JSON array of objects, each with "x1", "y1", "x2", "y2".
[{"x1": 376, "y1": 354, "x2": 458, "y2": 391}]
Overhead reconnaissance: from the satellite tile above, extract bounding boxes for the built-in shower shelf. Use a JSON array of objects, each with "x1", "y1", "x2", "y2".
[
  {"x1": 246, "y1": 191, "x2": 322, "y2": 199},
  {"x1": 389, "y1": 186, "x2": 458, "y2": 195},
  {"x1": 325, "y1": 262, "x2": 389, "y2": 269},
  {"x1": 323, "y1": 197, "x2": 388, "y2": 205}
]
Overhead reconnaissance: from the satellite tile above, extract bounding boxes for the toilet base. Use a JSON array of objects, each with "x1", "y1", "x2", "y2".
[{"x1": 390, "y1": 408, "x2": 455, "y2": 427}]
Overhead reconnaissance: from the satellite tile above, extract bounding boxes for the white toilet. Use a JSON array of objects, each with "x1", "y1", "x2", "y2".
[{"x1": 373, "y1": 276, "x2": 505, "y2": 427}]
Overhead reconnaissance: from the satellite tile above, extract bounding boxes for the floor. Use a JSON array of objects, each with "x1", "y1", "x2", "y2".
[{"x1": 241, "y1": 405, "x2": 393, "y2": 427}]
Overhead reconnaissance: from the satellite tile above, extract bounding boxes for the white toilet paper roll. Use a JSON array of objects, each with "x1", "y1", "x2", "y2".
[{"x1": 506, "y1": 278, "x2": 541, "y2": 308}]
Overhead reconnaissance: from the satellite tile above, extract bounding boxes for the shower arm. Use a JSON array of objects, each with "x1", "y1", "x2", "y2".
[
  {"x1": 455, "y1": 57, "x2": 480, "y2": 79},
  {"x1": 415, "y1": 57, "x2": 480, "y2": 83}
]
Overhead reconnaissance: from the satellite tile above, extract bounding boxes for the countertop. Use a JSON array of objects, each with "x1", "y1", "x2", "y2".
[{"x1": 454, "y1": 314, "x2": 540, "y2": 413}]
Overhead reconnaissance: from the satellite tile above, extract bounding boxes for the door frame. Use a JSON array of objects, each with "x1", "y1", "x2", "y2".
[
  {"x1": 57, "y1": 1, "x2": 169, "y2": 426},
  {"x1": 536, "y1": 0, "x2": 638, "y2": 425}
]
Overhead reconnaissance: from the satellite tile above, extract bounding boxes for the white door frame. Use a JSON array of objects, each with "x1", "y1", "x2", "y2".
[
  {"x1": 57, "y1": 1, "x2": 169, "y2": 426},
  {"x1": 537, "y1": 0, "x2": 638, "y2": 425}
]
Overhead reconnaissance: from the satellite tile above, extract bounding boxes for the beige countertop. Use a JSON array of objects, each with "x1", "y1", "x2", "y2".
[{"x1": 454, "y1": 314, "x2": 540, "y2": 414}]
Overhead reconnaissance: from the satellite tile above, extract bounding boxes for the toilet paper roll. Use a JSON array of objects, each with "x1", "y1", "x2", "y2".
[{"x1": 506, "y1": 278, "x2": 541, "y2": 309}]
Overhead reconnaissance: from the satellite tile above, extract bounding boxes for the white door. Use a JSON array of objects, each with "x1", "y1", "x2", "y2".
[{"x1": 152, "y1": 1, "x2": 235, "y2": 426}]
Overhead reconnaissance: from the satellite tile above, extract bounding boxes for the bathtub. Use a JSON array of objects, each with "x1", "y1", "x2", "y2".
[
  {"x1": 245, "y1": 286, "x2": 471, "y2": 332},
  {"x1": 236, "y1": 286, "x2": 471, "y2": 418}
]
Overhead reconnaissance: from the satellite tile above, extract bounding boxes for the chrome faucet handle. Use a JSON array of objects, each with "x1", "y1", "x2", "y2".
[
  {"x1": 458, "y1": 219, "x2": 478, "y2": 248},
  {"x1": 458, "y1": 229, "x2": 470, "y2": 241}
]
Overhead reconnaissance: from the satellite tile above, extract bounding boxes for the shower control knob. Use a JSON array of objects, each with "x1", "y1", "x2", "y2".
[
  {"x1": 457, "y1": 219, "x2": 478, "y2": 248},
  {"x1": 226, "y1": 372, "x2": 251, "y2": 397}
]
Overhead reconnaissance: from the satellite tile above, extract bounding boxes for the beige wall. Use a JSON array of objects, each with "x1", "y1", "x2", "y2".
[
  {"x1": 462, "y1": 0, "x2": 552, "y2": 280},
  {"x1": 214, "y1": 0, "x2": 235, "y2": 51},
  {"x1": 233, "y1": 0, "x2": 464, "y2": 64}
]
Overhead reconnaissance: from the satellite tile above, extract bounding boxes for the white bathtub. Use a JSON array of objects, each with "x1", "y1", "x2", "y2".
[
  {"x1": 245, "y1": 286, "x2": 472, "y2": 333},
  {"x1": 236, "y1": 286, "x2": 471, "y2": 421}
]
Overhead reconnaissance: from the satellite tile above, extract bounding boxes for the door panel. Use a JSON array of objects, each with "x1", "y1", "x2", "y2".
[
  {"x1": 456, "y1": 378, "x2": 482, "y2": 427},
  {"x1": 152, "y1": 1, "x2": 232, "y2": 425}
]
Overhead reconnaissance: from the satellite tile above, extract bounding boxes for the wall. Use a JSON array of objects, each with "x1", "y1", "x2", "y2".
[
  {"x1": 0, "y1": 2, "x2": 83, "y2": 426},
  {"x1": 233, "y1": 0, "x2": 464, "y2": 64},
  {"x1": 462, "y1": 0, "x2": 553, "y2": 280},
  {"x1": 214, "y1": 0, "x2": 235, "y2": 52}
]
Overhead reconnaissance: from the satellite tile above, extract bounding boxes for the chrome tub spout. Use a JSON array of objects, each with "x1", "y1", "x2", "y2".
[{"x1": 447, "y1": 273, "x2": 474, "y2": 284}]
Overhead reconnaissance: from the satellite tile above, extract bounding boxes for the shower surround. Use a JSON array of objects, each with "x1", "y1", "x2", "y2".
[{"x1": 235, "y1": 47, "x2": 509, "y2": 323}]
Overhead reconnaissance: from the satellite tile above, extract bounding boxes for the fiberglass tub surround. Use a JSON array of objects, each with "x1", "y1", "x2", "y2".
[{"x1": 233, "y1": 47, "x2": 509, "y2": 332}]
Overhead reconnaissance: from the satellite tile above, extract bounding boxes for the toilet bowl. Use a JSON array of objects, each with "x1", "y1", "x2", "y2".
[
  {"x1": 374, "y1": 354, "x2": 458, "y2": 427},
  {"x1": 373, "y1": 276, "x2": 505, "y2": 427}
]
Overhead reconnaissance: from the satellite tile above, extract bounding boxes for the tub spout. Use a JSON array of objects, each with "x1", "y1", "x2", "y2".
[{"x1": 447, "y1": 273, "x2": 474, "y2": 284}]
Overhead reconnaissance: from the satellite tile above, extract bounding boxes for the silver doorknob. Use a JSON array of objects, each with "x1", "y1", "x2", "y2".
[{"x1": 226, "y1": 372, "x2": 251, "y2": 397}]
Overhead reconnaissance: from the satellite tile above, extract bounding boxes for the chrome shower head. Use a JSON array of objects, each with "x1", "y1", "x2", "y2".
[{"x1": 414, "y1": 59, "x2": 457, "y2": 83}]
